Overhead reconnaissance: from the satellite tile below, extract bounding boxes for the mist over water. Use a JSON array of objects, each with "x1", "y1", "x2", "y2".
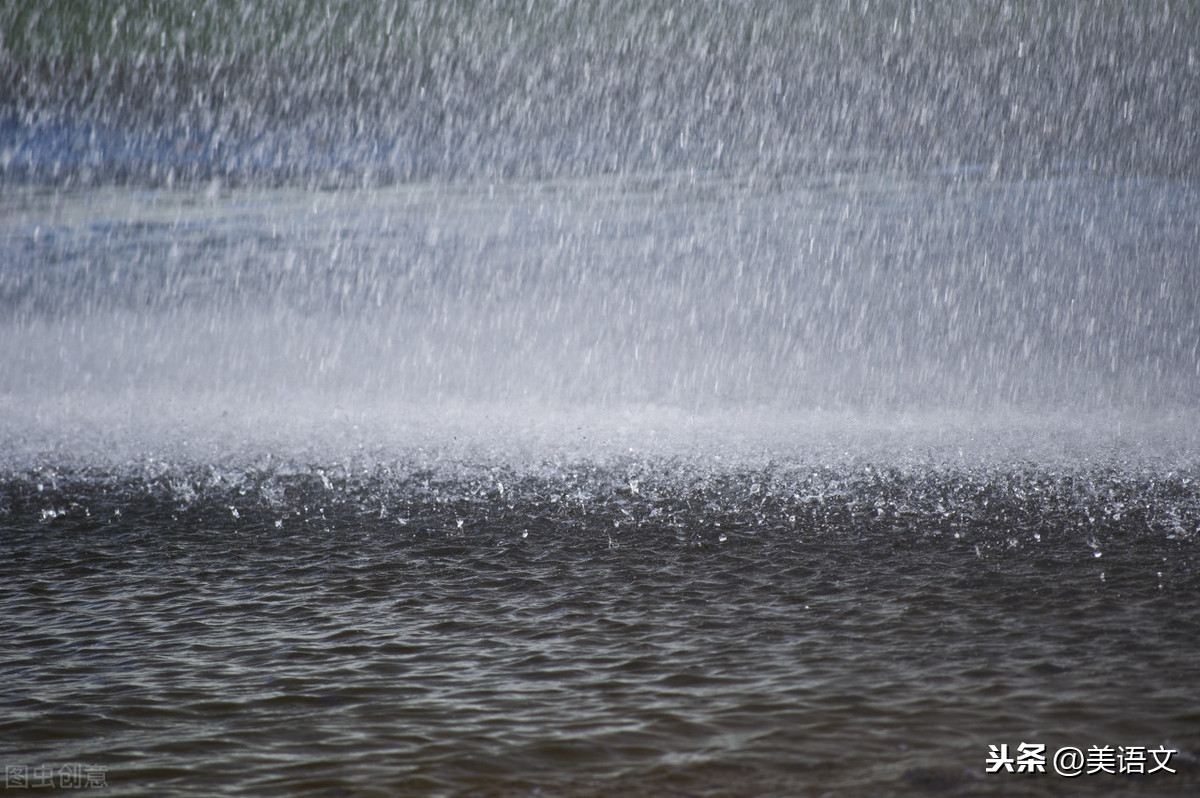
[
  {"x1": 2, "y1": 175, "x2": 1198, "y2": 460},
  {"x1": 3, "y1": 3, "x2": 1200, "y2": 797}
]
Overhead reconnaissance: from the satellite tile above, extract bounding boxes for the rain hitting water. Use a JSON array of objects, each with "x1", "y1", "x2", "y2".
[{"x1": 2, "y1": 3, "x2": 1199, "y2": 796}]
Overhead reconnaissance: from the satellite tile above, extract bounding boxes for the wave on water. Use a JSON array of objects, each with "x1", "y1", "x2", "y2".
[{"x1": 5, "y1": 406, "x2": 1200, "y2": 796}]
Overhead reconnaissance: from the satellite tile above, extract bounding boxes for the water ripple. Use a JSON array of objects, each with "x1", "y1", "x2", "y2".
[{"x1": 2, "y1": 458, "x2": 1199, "y2": 795}]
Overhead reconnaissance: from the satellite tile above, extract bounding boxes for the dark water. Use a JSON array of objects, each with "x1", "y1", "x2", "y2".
[{"x1": 4, "y1": 449, "x2": 1200, "y2": 797}]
